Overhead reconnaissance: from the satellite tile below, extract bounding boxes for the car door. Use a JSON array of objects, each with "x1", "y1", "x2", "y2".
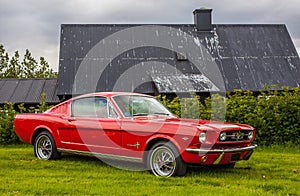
[
  {"x1": 58, "y1": 96, "x2": 122, "y2": 156},
  {"x1": 113, "y1": 95, "x2": 168, "y2": 160}
]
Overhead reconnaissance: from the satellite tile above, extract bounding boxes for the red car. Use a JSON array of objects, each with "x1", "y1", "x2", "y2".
[{"x1": 14, "y1": 92, "x2": 257, "y2": 177}]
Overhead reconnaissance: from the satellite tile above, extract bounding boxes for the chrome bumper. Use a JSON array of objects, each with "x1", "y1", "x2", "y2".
[{"x1": 186, "y1": 144, "x2": 258, "y2": 153}]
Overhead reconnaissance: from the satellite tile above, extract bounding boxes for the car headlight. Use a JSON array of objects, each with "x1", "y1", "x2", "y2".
[
  {"x1": 219, "y1": 132, "x2": 227, "y2": 141},
  {"x1": 199, "y1": 132, "x2": 206, "y2": 144},
  {"x1": 248, "y1": 131, "x2": 253, "y2": 140}
]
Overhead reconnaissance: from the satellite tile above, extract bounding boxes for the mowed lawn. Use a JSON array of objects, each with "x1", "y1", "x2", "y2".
[{"x1": 0, "y1": 145, "x2": 299, "y2": 196}]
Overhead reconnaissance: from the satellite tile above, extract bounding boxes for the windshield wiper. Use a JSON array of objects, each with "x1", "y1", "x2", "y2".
[
  {"x1": 133, "y1": 113, "x2": 149, "y2": 116},
  {"x1": 133, "y1": 113, "x2": 171, "y2": 117},
  {"x1": 153, "y1": 112, "x2": 170, "y2": 116}
]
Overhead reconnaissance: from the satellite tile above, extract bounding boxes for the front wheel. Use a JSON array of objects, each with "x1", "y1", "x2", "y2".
[
  {"x1": 34, "y1": 131, "x2": 60, "y2": 160},
  {"x1": 147, "y1": 141, "x2": 187, "y2": 177}
]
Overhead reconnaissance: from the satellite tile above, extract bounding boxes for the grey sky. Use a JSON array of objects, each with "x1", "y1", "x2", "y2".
[{"x1": 1, "y1": 0, "x2": 299, "y2": 71}]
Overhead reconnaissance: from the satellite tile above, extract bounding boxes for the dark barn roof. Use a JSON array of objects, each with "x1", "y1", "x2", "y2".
[
  {"x1": 0, "y1": 78, "x2": 59, "y2": 105},
  {"x1": 57, "y1": 17, "x2": 300, "y2": 98},
  {"x1": 151, "y1": 73, "x2": 220, "y2": 93}
]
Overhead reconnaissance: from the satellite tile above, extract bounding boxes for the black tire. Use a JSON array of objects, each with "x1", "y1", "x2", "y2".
[
  {"x1": 147, "y1": 141, "x2": 187, "y2": 177},
  {"x1": 34, "y1": 131, "x2": 60, "y2": 160}
]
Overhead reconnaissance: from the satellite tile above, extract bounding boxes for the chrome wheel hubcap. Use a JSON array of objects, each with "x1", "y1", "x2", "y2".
[
  {"x1": 151, "y1": 147, "x2": 175, "y2": 177},
  {"x1": 36, "y1": 135, "x2": 52, "y2": 159}
]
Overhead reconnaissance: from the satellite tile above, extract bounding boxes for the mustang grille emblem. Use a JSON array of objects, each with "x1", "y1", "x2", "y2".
[{"x1": 234, "y1": 131, "x2": 245, "y2": 140}]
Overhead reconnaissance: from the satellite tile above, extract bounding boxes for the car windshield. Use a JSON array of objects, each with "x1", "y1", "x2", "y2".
[{"x1": 113, "y1": 95, "x2": 174, "y2": 118}]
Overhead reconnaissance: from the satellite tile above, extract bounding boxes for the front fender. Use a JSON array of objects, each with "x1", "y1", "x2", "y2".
[{"x1": 144, "y1": 134, "x2": 185, "y2": 156}]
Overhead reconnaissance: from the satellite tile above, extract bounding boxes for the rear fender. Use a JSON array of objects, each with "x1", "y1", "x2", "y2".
[{"x1": 31, "y1": 125, "x2": 55, "y2": 145}]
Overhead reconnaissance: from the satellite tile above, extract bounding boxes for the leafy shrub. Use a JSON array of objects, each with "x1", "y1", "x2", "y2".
[
  {"x1": 0, "y1": 102, "x2": 19, "y2": 144},
  {"x1": 0, "y1": 94, "x2": 51, "y2": 145},
  {"x1": 1, "y1": 88, "x2": 299, "y2": 146},
  {"x1": 159, "y1": 86, "x2": 300, "y2": 146}
]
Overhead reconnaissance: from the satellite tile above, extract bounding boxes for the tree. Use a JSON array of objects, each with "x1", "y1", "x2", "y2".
[
  {"x1": 36, "y1": 57, "x2": 57, "y2": 78},
  {"x1": 22, "y1": 49, "x2": 37, "y2": 78},
  {"x1": 0, "y1": 44, "x2": 57, "y2": 78}
]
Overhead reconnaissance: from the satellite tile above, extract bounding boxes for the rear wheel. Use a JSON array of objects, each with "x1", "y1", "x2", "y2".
[
  {"x1": 147, "y1": 141, "x2": 187, "y2": 177},
  {"x1": 34, "y1": 131, "x2": 60, "y2": 160}
]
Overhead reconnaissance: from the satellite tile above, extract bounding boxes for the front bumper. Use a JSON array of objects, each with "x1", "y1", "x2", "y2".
[
  {"x1": 184, "y1": 144, "x2": 257, "y2": 165},
  {"x1": 186, "y1": 144, "x2": 258, "y2": 154}
]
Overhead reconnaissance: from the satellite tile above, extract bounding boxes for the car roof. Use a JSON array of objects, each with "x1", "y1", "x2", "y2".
[
  {"x1": 73, "y1": 92, "x2": 151, "y2": 99},
  {"x1": 46, "y1": 92, "x2": 152, "y2": 113}
]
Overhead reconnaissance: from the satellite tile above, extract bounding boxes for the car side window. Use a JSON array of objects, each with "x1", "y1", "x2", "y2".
[{"x1": 71, "y1": 97, "x2": 118, "y2": 119}]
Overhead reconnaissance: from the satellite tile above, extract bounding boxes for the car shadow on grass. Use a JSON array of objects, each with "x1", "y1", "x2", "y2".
[
  {"x1": 187, "y1": 165, "x2": 253, "y2": 175},
  {"x1": 61, "y1": 153, "x2": 147, "y2": 171},
  {"x1": 60, "y1": 154, "x2": 254, "y2": 176}
]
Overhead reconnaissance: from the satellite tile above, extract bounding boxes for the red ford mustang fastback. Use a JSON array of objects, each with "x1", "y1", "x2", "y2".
[{"x1": 14, "y1": 92, "x2": 257, "y2": 177}]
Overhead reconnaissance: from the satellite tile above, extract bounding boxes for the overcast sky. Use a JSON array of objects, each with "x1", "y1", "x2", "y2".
[{"x1": 1, "y1": 0, "x2": 300, "y2": 71}]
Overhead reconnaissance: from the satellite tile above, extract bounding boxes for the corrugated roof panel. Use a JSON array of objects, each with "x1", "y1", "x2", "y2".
[
  {"x1": 10, "y1": 79, "x2": 33, "y2": 103},
  {"x1": 58, "y1": 24, "x2": 300, "y2": 95},
  {"x1": 0, "y1": 78, "x2": 59, "y2": 105},
  {"x1": 216, "y1": 25, "x2": 296, "y2": 57},
  {"x1": 152, "y1": 74, "x2": 220, "y2": 93},
  {"x1": 0, "y1": 80, "x2": 18, "y2": 103},
  {"x1": 25, "y1": 79, "x2": 45, "y2": 103},
  {"x1": 0, "y1": 80, "x2": 5, "y2": 90},
  {"x1": 215, "y1": 24, "x2": 300, "y2": 91},
  {"x1": 43, "y1": 79, "x2": 59, "y2": 103}
]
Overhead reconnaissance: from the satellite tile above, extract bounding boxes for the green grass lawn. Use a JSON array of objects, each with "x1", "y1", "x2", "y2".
[{"x1": 0, "y1": 145, "x2": 299, "y2": 196}]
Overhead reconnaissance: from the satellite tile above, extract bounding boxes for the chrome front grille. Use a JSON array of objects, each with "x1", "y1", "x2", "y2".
[{"x1": 219, "y1": 130, "x2": 252, "y2": 142}]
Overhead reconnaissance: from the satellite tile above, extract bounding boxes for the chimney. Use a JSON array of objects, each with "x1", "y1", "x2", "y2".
[{"x1": 193, "y1": 8, "x2": 213, "y2": 31}]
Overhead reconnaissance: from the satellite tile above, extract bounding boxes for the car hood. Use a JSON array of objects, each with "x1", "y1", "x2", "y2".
[{"x1": 148, "y1": 116, "x2": 254, "y2": 131}]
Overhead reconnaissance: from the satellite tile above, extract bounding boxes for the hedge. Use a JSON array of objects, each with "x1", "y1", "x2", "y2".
[
  {"x1": 0, "y1": 93, "x2": 51, "y2": 144},
  {"x1": 160, "y1": 86, "x2": 300, "y2": 146},
  {"x1": 0, "y1": 88, "x2": 299, "y2": 145}
]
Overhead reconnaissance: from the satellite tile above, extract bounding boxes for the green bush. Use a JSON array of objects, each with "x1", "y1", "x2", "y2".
[
  {"x1": 0, "y1": 93, "x2": 51, "y2": 145},
  {"x1": 0, "y1": 102, "x2": 19, "y2": 144},
  {"x1": 1, "y1": 88, "x2": 299, "y2": 146},
  {"x1": 159, "y1": 86, "x2": 300, "y2": 146},
  {"x1": 225, "y1": 87, "x2": 300, "y2": 145}
]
